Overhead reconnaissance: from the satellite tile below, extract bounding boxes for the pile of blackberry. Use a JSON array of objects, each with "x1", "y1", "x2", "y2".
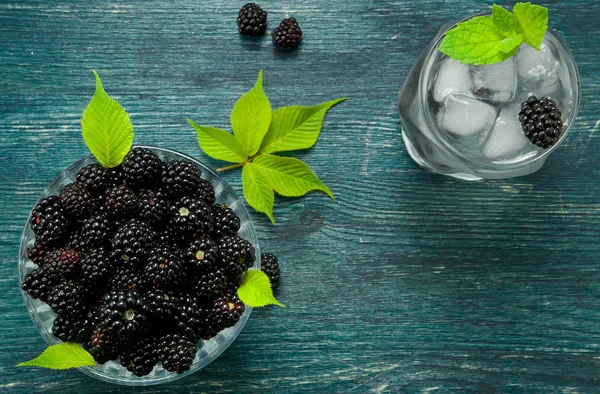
[{"x1": 22, "y1": 148, "x2": 257, "y2": 376}]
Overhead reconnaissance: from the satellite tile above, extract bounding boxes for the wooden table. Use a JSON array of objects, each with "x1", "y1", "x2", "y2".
[{"x1": 1, "y1": 1, "x2": 599, "y2": 392}]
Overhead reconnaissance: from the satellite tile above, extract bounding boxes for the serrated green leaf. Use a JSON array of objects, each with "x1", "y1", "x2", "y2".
[
  {"x1": 238, "y1": 270, "x2": 284, "y2": 307},
  {"x1": 439, "y1": 16, "x2": 519, "y2": 65},
  {"x1": 18, "y1": 342, "x2": 96, "y2": 370},
  {"x1": 492, "y1": 4, "x2": 521, "y2": 36},
  {"x1": 513, "y1": 2, "x2": 548, "y2": 50},
  {"x1": 242, "y1": 163, "x2": 275, "y2": 223},
  {"x1": 81, "y1": 71, "x2": 134, "y2": 168},
  {"x1": 260, "y1": 98, "x2": 346, "y2": 154},
  {"x1": 188, "y1": 118, "x2": 247, "y2": 163},
  {"x1": 230, "y1": 70, "x2": 272, "y2": 157},
  {"x1": 253, "y1": 154, "x2": 334, "y2": 200}
]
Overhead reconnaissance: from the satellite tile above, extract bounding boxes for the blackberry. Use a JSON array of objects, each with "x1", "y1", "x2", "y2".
[
  {"x1": 99, "y1": 289, "x2": 151, "y2": 336},
  {"x1": 195, "y1": 268, "x2": 229, "y2": 300},
  {"x1": 68, "y1": 229, "x2": 89, "y2": 254},
  {"x1": 52, "y1": 314, "x2": 87, "y2": 342},
  {"x1": 519, "y1": 95, "x2": 564, "y2": 149},
  {"x1": 76, "y1": 163, "x2": 109, "y2": 195},
  {"x1": 120, "y1": 335, "x2": 160, "y2": 377},
  {"x1": 156, "y1": 226, "x2": 186, "y2": 249},
  {"x1": 218, "y1": 235, "x2": 256, "y2": 275},
  {"x1": 169, "y1": 197, "x2": 212, "y2": 237},
  {"x1": 184, "y1": 236, "x2": 219, "y2": 274},
  {"x1": 21, "y1": 248, "x2": 81, "y2": 301},
  {"x1": 112, "y1": 220, "x2": 156, "y2": 267},
  {"x1": 161, "y1": 160, "x2": 202, "y2": 200},
  {"x1": 80, "y1": 249, "x2": 113, "y2": 293},
  {"x1": 237, "y1": 3, "x2": 267, "y2": 37},
  {"x1": 104, "y1": 185, "x2": 139, "y2": 218},
  {"x1": 210, "y1": 204, "x2": 240, "y2": 239},
  {"x1": 146, "y1": 289, "x2": 176, "y2": 324},
  {"x1": 122, "y1": 148, "x2": 164, "y2": 189},
  {"x1": 260, "y1": 253, "x2": 280, "y2": 289},
  {"x1": 30, "y1": 196, "x2": 69, "y2": 247},
  {"x1": 159, "y1": 333, "x2": 196, "y2": 374},
  {"x1": 272, "y1": 17, "x2": 303, "y2": 49},
  {"x1": 199, "y1": 307, "x2": 220, "y2": 340},
  {"x1": 59, "y1": 182, "x2": 99, "y2": 221},
  {"x1": 26, "y1": 241, "x2": 47, "y2": 266},
  {"x1": 138, "y1": 189, "x2": 170, "y2": 226},
  {"x1": 172, "y1": 293, "x2": 203, "y2": 340},
  {"x1": 107, "y1": 165, "x2": 127, "y2": 186},
  {"x1": 195, "y1": 179, "x2": 216, "y2": 205},
  {"x1": 79, "y1": 214, "x2": 113, "y2": 250},
  {"x1": 108, "y1": 266, "x2": 146, "y2": 291},
  {"x1": 85, "y1": 326, "x2": 121, "y2": 364},
  {"x1": 144, "y1": 247, "x2": 183, "y2": 290},
  {"x1": 214, "y1": 295, "x2": 245, "y2": 329},
  {"x1": 47, "y1": 281, "x2": 90, "y2": 316}
]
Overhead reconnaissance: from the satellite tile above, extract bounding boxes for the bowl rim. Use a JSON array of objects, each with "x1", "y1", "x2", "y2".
[{"x1": 18, "y1": 145, "x2": 260, "y2": 386}]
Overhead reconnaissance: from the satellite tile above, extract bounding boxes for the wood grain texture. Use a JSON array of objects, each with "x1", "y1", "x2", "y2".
[{"x1": 1, "y1": 0, "x2": 599, "y2": 392}]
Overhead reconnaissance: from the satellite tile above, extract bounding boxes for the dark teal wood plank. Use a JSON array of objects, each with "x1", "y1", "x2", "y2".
[{"x1": 1, "y1": 0, "x2": 599, "y2": 392}]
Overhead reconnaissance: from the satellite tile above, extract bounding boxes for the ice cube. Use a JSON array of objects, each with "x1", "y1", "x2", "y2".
[
  {"x1": 433, "y1": 57, "x2": 473, "y2": 102},
  {"x1": 516, "y1": 42, "x2": 560, "y2": 81},
  {"x1": 441, "y1": 94, "x2": 496, "y2": 137},
  {"x1": 472, "y1": 58, "x2": 517, "y2": 103},
  {"x1": 482, "y1": 109, "x2": 529, "y2": 159}
]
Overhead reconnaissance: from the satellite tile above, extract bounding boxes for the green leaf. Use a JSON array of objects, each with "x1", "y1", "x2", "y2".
[
  {"x1": 237, "y1": 270, "x2": 284, "y2": 307},
  {"x1": 513, "y1": 2, "x2": 548, "y2": 50},
  {"x1": 230, "y1": 70, "x2": 272, "y2": 157},
  {"x1": 253, "y1": 154, "x2": 334, "y2": 200},
  {"x1": 188, "y1": 118, "x2": 247, "y2": 163},
  {"x1": 242, "y1": 163, "x2": 275, "y2": 223},
  {"x1": 81, "y1": 70, "x2": 134, "y2": 168},
  {"x1": 260, "y1": 98, "x2": 347, "y2": 154},
  {"x1": 439, "y1": 16, "x2": 522, "y2": 65},
  {"x1": 18, "y1": 343, "x2": 96, "y2": 370},
  {"x1": 499, "y1": 33, "x2": 523, "y2": 54},
  {"x1": 492, "y1": 4, "x2": 520, "y2": 36}
]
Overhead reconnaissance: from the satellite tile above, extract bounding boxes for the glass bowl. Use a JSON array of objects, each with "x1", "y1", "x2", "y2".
[{"x1": 18, "y1": 146, "x2": 260, "y2": 386}]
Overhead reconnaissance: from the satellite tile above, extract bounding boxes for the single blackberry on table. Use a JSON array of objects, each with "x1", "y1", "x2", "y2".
[
  {"x1": 80, "y1": 249, "x2": 113, "y2": 293},
  {"x1": 217, "y1": 234, "x2": 256, "y2": 275},
  {"x1": 122, "y1": 147, "x2": 164, "y2": 189},
  {"x1": 104, "y1": 185, "x2": 139, "y2": 219},
  {"x1": 210, "y1": 204, "x2": 240, "y2": 239},
  {"x1": 26, "y1": 241, "x2": 47, "y2": 266},
  {"x1": 79, "y1": 214, "x2": 113, "y2": 250},
  {"x1": 30, "y1": 196, "x2": 69, "y2": 247},
  {"x1": 120, "y1": 335, "x2": 160, "y2": 377},
  {"x1": 108, "y1": 266, "x2": 146, "y2": 292},
  {"x1": 99, "y1": 289, "x2": 151, "y2": 336},
  {"x1": 159, "y1": 333, "x2": 196, "y2": 374},
  {"x1": 260, "y1": 253, "x2": 280, "y2": 289},
  {"x1": 59, "y1": 182, "x2": 99, "y2": 221},
  {"x1": 144, "y1": 247, "x2": 184, "y2": 290},
  {"x1": 47, "y1": 281, "x2": 90, "y2": 316},
  {"x1": 195, "y1": 178, "x2": 216, "y2": 205},
  {"x1": 85, "y1": 326, "x2": 121, "y2": 364},
  {"x1": 76, "y1": 163, "x2": 109, "y2": 195},
  {"x1": 161, "y1": 160, "x2": 202, "y2": 200},
  {"x1": 184, "y1": 236, "x2": 219, "y2": 274},
  {"x1": 169, "y1": 196, "x2": 212, "y2": 237},
  {"x1": 21, "y1": 248, "x2": 81, "y2": 301},
  {"x1": 138, "y1": 189, "x2": 170, "y2": 226},
  {"x1": 272, "y1": 17, "x2": 303, "y2": 49},
  {"x1": 112, "y1": 219, "x2": 156, "y2": 267},
  {"x1": 172, "y1": 293, "x2": 203, "y2": 340},
  {"x1": 237, "y1": 3, "x2": 267, "y2": 36},
  {"x1": 213, "y1": 295, "x2": 245, "y2": 329},
  {"x1": 519, "y1": 95, "x2": 564, "y2": 149}
]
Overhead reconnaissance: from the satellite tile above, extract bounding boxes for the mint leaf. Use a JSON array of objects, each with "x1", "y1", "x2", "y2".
[
  {"x1": 260, "y1": 98, "x2": 346, "y2": 154},
  {"x1": 513, "y1": 2, "x2": 548, "y2": 50},
  {"x1": 238, "y1": 270, "x2": 284, "y2": 307},
  {"x1": 242, "y1": 163, "x2": 275, "y2": 223},
  {"x1": 253, "y1": 154, "x2": 334, "y2": 200},
  {"x1": 230, "y1": 70, "x2": 272, "y2": 157},
  {"x1": 81, "y1": 71, "x2": 134, "y2": 168},
  {"x1": 188, "y1": 119, "x2": 247, "y2": 163},
  {"x1": 492, "y1": 4, "x2": 520, "y2": 36},
  {"x1": 18, "y1": 343, "x2": 96, "y2": 370},
  {"x1": 439, "y1": 16, "x2": 521, "y2": 65},
  {"x1": 499, "y1": 33, "x2": 523, "y2": 54}
]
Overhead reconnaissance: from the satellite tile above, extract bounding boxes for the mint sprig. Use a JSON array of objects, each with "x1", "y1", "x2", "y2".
[
  {"x1": 237, "y1": 270, "x2": 284, "y2": 307},
  {"x1": 439, "y1": 2, "x2": 548, "y2": 65},
  {"x1": 188, "y1": 71, "x2": 345, "y2": 223},
  {"x1": 81, "y1": 71, "x2": 134, "y2": 168},
  {"x1": 18, "y1": 342, "x2": 96, "y2": 370}
]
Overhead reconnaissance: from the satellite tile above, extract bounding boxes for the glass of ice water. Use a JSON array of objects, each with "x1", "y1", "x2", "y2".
[{"x1": 398, "y1": 13, "x2": 580, "y2": 180}]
